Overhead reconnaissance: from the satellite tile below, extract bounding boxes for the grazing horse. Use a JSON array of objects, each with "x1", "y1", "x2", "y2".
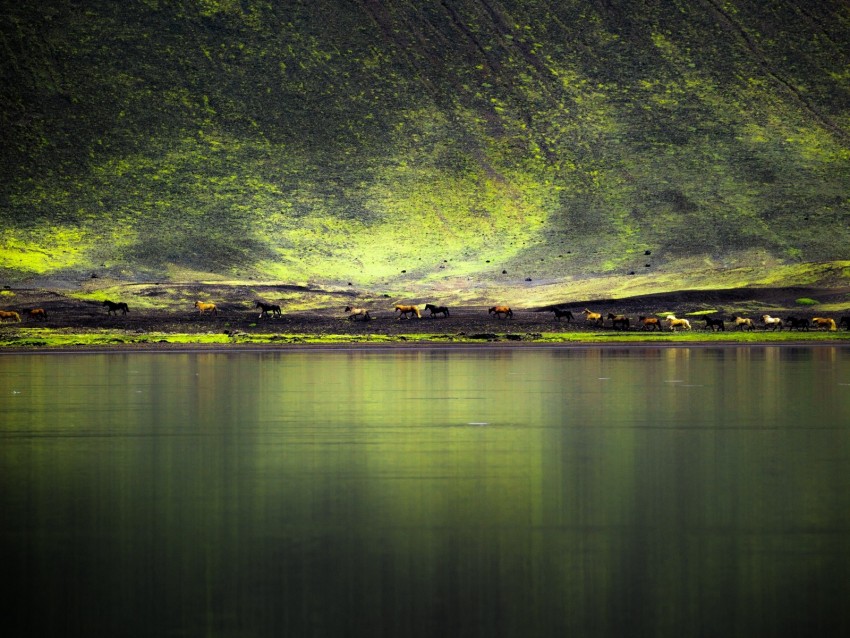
[
  {"x1": 838, "y1": 316, "x2": 850, "y2": 330},
  {"x1": 638, "y1": 316, "x2": 662, "y2": 331},
  {"x1": 552, "y1": 308, "x2": 574, "y2": 322},
  {"x1": 489, "y1": 306, "x2": 513, "y2": 319},
  {"x1": 26, "y1": 308, "x2": 48, "y2": 321},
  {"x1": 255, "y1": 301, "x2": 281, "y2": 318},
  {"x1": 761, "y1": 315, "x2": 784, "y2": 331},
  {"x1": 733, "y1": 316, "x2": 755, "y2": 331},
  {"x1": 581, "y1": 308, "x2": 603, "y2": 325},
  {"x1": 194, "y1": 301, "x2": 217, "y2": 315},
  {"x1": 702, "y1": 316, "x2": 725, "y2": 331},
  {"x1": 812, "y1": 317, "x2": 837, "y2": 331},
  {"x1": 424, "y1": 303, "x2": 450, "y2": 317},
  {"x1": 607, "y1": 313, "x2": 630, "y2": 330},
  {"x1": 0, "y1": 310, "x2": 21, "y2": 323},
  {"x1": 666, "y1": 315, "x2": 691, "y2": 331},
  {"x1": 345, "y1": 306, "x2": 371, "y2": 321},
  {"x1": 394, "y1": 304, "x2": 421, "y2": 319},
  {"x1": 103, "y1": 300, "x2": 129, "y2": 315},
  {"x1": 784, "y1": 316, "x2": 809, "y2": 331}
]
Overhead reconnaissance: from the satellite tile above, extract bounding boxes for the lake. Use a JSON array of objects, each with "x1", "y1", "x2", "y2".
[{"x1": 2, "y1": 346, "x2": 850, "y2": 637}]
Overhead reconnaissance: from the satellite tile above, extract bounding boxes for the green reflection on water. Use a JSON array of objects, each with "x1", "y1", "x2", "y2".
[{"x1": 2, "y1": 347, "x2": 850, "y2": 637}]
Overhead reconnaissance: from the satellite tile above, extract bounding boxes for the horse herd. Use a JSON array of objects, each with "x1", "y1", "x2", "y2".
[
  {"x1": 554, "y1": 308, "x2": 849, "y2": 332},
  {"x1": 1, "y1": 299, "x2": 849, "y2": 333}
]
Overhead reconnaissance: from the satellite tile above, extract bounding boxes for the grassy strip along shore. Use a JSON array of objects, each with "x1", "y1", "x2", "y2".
[{"x1": 2, "y1": 328, "x2": 849, "y2": 350}]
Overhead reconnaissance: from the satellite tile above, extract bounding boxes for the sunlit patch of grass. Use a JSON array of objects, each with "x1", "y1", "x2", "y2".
[{"x1": 795, "y1": 297, "x2": 819, "y2": 305}]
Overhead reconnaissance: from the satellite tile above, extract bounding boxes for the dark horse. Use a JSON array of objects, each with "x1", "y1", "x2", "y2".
[
  {"x1": 103, "y1": 300, "x2": 129, "y2": 315},
  {"x1": 839, "y1": 316, "x2": 850, "y2": 330},
  {"x1": 607, "y1": 313, "x2": 629, "y2": 330},
  {"x1": 552, "y1": 308, "x2": 574, "y2": 322},
  {"x1": 255, "y1": 301, "x2": 281, "y2": 318},
  {"x1": 702, "y1": 316, "x2": 725, "y2": 331},
  {"x1": 784, "y1": 316, "x2": 809, "y2": 331},
  {"x1": 424, "y1": 303, "x2": 450, "y2": 317}
]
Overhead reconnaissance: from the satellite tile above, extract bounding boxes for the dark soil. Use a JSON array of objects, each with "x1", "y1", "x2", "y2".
[{"x1": 2, "y1": 284, "x2": 848, "y2": 337}]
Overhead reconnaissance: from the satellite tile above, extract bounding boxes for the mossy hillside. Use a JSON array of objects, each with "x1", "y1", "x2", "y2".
[{"x1": 2, "y1": 1, "x2": 850, "y2": 291}]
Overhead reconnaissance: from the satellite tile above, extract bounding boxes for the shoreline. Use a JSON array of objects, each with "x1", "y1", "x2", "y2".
[{"x1": 2, "y1": 337, "x2": 849, "y2": 355}]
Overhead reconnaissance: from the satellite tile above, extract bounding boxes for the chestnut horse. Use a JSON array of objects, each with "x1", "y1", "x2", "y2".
[
  {"x1": 812, "y1": 317, "x2": 837, "y2": 331},
  {"x1": 581, "y1": 308, "x2": 603, "y2": 325},
  {"x1": 638, "y1": 316, "x2": 661, "y2": 331},
  {"x1": 395, "y1": 305, "x2": 421, "y2": 319},
  {"x1": 489, "y1": 306, "x2": 513, "y2": 319},
  {"x1": 0, "y1": 310, "x2": 21, "y2": 323},
  {"x1": 194, "y1": 301, "x2": 217, "y2": 315},
  {"x1": 27, "y1": 308, "x2": 48, "y2": 321}
]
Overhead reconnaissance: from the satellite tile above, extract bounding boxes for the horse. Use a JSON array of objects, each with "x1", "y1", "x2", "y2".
[
  {"x1": 812, "y1": 317, "x2": 837, "y2": 331},
  {"x1": 733, "y1": 316, "x2": 755, "y2": 331},
  {"x1": 638, "y1": 316, "x2": 661, "y2": 331},
  {"x1": 607, "y1": 313, "x2": 630, "y2": 330},
  {"x1": 0, "y1": 310, "x2": 21, "y2": 323},
  {"x1": 103, "y1": 300, "x2": 129, "y2": 315},
  {"x1": 26, "y1": 308, "x2": 48, "y2": 321},
  {"x1": 255, "y1": 301, "x2": 281, "y2": 318},
  {"x1": 702, "y1": 316, "x2": 725, "y2": 331},
  {"x1": 666, "y1": 315, "x2": 691, "y2": 331},
  {"x1": 761, "y1": 315, "x2": 784, "y2": 331},
  {"x1": 784, "y1": 316, "x2": 809, "y2": 331},
  {"x1": 345, "y1": 306, "x2": 371, "y2": 321},
  {"x1": 581, "y1": 308, "x2": 603, "y2": 325},
  {"x1": 424, "y1": 303, "x2": 450, "y2": 317},
  {"x1": 838, "y1": 316, "x2": 850, "y2": 330},
  {"x1": 489, "y1": 306, "x2": 513, "y2": 319},
  {"x1": 394, "y1": 305, "x2": 421, "y2": 319},
  {"x1": 194, "y1": 301, "x2": 217, "y2": 315},
  {"x1": 552, "y1": 308, "x2": 574, "y2": 322}
]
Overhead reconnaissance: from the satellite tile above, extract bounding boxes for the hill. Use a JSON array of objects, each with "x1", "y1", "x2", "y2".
[{"x1": 2, "y1": 0, "x2": 849, "y2": 302}]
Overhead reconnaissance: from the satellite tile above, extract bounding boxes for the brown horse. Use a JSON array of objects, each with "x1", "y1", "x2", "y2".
[
  {"x1": 0, "y1": 310, "x2": 21, "y2": 323},
  {"x1": 581, "y1": 308, "x2": 603, "y2": 325},
  {"x1": 194, "y1": 301, "x2": 217, "y2": 315},
  {"x1": 607, "y1": 313, "x2": 629, "y2": 330},
  {"x1": 26, "y1": 308, "x2": 48, "y2": 321},
  {"x1": 638, "y1": 316, "x2": 661, "y2": 331},
  {"x1": 812, "y1": 317, "x2": 837, "y2": 331},
  {"x1": 488, "y1": 306, "x2": 513, "y2": 319},
  {"x1": 345, "y1": 306, "x2": 371, "y2": 321},
  {"x1": 394, "y1": 305, "x2": 421, "y2": 319}
]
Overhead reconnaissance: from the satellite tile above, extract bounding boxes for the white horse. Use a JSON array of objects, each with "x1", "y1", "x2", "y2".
[{"x1": 761, "y1": 315, "x2": 783, "y2": 331}]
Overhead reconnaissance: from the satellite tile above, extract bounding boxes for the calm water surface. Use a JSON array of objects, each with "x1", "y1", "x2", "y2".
[{"x1": 2, "y1": 346, "x2": 850, "y2": 637}]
